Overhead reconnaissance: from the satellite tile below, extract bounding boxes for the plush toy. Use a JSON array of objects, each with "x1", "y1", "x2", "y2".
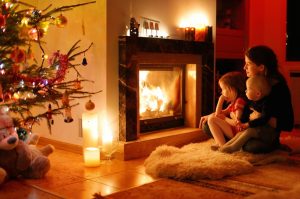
[{"x1": 0, "y1": 106, "x2": 54, "y2": 185}]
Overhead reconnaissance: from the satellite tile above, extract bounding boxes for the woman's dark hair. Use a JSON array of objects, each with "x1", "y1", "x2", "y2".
[{"x1": 245, "y1": 45, "x2": 286, "y2": 83}]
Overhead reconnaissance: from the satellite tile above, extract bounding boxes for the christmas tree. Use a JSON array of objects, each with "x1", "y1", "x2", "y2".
[{"x1": 0, "y1": 0, "x2": 99, "y2": 136}]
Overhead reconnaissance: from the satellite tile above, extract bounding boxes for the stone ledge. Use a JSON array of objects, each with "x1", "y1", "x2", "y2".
[{"x1": 121, "y1": 127, "x2": 208, "y2": 160}]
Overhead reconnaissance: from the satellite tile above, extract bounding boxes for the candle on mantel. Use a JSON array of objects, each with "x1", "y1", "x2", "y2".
[
  {"x1": 82, "y1": 112, "x2": 100, "y2": 167},
  {"x1": 195, "y1": 26, "x2": 206, "y2": 41}
]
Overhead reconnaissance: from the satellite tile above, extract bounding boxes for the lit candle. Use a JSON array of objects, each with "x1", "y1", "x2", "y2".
[
  {"x1": 102, "y1": 118, "x2": 113, "y2": 155},
  {"x1": 195, "y1": 26, "x2": 206, "y2": 41},
  {"x1": 102, "y1": 130, "x2": 113, "y2": 154},
  {"x1": 82, "y1": 112, "x2": 100, "y2": 167},
  {"x1": 83, "y1": 147, "x2": 100, "y2": 167}
]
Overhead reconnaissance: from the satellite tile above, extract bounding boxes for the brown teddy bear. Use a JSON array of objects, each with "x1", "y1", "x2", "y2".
[{"x1": 0, "y1": 106, "x2": 54, "y2": 185}]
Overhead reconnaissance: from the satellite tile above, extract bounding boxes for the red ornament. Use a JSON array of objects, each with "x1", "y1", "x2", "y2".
[
  {"x1": 28, "y1": 28, "x2": 44, "y2": 40},
  {"x1": 10, "y1": 47, "x2": 26, "y2": 63},
  {"x1": 0, "y1": 13, "x2": 6, "y2": 27},
  {"x1": 56, "y1": 14, "x2": 68, "y2": 28}
]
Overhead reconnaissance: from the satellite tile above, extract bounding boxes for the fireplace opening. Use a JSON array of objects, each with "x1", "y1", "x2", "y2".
[{"x1": 139, "y1": 64, "x2": 185, "y2": 132}]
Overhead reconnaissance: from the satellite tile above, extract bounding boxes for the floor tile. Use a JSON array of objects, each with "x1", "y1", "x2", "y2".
[
  {"x1": 93, "y1": 170, "x2": 156, "y2": 190},
  {"x1": 51, "y1": 179, "x2": 120, "y2": 198}
]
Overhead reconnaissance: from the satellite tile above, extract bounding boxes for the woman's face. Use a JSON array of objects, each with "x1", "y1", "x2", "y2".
[{"x1": 244, "y1": 56, "x2": 265, "y2": 77}]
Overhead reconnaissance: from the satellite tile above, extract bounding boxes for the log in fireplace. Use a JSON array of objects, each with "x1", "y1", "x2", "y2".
[{"x1": 119, "y1": 36, "x2": 214, "y2": 141}]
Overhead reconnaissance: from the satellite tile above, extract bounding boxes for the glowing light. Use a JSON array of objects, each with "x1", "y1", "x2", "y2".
[
  {"x1": 139, "y1": 71, "x2": 169, "y2": 116},
  {"x1": 179, "y1": 12, "x2": 209, "y2": 28},
  {"x1": 20, "y1": 17, "x2": 29, "y2": 27}
]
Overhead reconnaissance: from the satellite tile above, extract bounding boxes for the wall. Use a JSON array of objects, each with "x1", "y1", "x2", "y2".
[
  {"x1": 248, "y1": 0, "x2": 300, "y2": 83},
  {"x1": 24, "y1": 0, "x2": 106, "y2": 145},
  {"x1": 25, "y1": 0, "x2": 216, "y2": 145}
]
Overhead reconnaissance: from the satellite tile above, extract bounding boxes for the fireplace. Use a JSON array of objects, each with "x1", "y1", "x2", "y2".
[{"x1": 119, "y1": 36, "x2": 214, "y2": 141}]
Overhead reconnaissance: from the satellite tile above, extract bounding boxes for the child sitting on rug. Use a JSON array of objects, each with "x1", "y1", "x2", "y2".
[
  {"x1": 220, "y1": 75, "x2": 273, "y2": 153},
  {"x1": 200, "y1": 71, "x2": 248, "y2": 150}
]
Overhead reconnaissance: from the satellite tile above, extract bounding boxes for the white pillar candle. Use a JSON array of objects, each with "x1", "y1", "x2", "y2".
[
  {"x1": 83, "y1": 147, "x2": 100, "y2": 167},
  {"x1": 82, "y1": 112, "x2": 100, "y2": 167}
]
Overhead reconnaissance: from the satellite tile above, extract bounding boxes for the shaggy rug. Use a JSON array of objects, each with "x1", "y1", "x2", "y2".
[{"x1": 144, "y1": 139, "x2": 287, "y2": 180}]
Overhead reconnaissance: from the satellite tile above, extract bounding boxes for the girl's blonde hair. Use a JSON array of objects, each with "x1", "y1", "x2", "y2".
[{"x1": 218, "y1": 71, "x2": 247, "y2": 98}]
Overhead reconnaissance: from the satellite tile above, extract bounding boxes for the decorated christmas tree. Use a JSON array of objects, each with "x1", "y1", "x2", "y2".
[{"x1": 0, "y1": 0, "x2": 99, "y2": 136}]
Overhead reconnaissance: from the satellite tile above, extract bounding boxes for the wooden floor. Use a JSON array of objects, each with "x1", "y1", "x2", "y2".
[
  {"x1": 0, "y1": 148, "x2": 158, "y2": 199},
  {"x1": 0, "y1": 129, "x2": 300, "y2": 199}
]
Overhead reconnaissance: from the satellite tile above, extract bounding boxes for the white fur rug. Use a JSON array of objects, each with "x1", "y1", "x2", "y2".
[{"x1": 144, "y1": 139, "x2": 286, "y2": 180}]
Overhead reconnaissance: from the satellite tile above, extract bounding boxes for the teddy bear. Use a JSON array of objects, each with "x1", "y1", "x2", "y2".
[{"x1": 0, "y1": 106, "x2": 54, "y2": 185}]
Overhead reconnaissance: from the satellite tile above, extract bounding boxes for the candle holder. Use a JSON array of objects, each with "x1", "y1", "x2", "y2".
[
  {"x1": 185, "y1": 27, "x2": 195, "y2": 41},
  {"x1": 101, "y1": 121, "x2": 119, "y2": 163},
  {"x1": 102, "y1": 139, "x2": 119, "y2": 163},
  {"x1": 82, "y1": 112, "x2": 100, "y2": 167}
]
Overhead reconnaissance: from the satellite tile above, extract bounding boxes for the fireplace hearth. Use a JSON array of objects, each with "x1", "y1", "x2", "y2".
[{"x1": 119, "y1": 36, "x2": 214, "y2": 142}]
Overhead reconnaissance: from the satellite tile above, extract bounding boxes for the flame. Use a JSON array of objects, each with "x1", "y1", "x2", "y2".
[{"x1": 139, "y1": 71, "x2": 169, "y2": 117}]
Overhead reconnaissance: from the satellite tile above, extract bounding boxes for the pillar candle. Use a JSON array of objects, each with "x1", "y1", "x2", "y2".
[
  {"x1": 83, "y1": 147, "x2": 100, "y2": 167},
  {"x1": 195, "y1": 26, "x2": 206, "y2": 41},
  {"x1": 82, "y1": 112, "x2": 100, "y2": 167}
]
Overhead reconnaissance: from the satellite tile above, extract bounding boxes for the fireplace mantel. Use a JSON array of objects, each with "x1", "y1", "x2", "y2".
[{"x1": 119, "y1": 36, "x2": 214, "y2": 142}]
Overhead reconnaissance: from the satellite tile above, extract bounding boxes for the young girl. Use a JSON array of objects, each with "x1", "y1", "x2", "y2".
[{"x1": 206, "y1": 71, "x2": 247, "y2": 149}]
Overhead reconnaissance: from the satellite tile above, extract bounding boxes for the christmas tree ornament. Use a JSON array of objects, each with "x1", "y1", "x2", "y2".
[
  {"x1": 74, "y1": 79, "x2": 82, "y2": 90},
  {"x1": 46, "y1": 104, "x2": 54, "y2": 125},
  {"x1": 10, "y1": 47, "x2": 26, "y2": 63},
  {"x1": 30, "y1": 9, "x2": 42, "y2": 24},
  {"x1": 3, "y1": 93, "x2": 11, "y2": 102},
  {"x1": 40, "y1": 21, "x2": 50, "y2": 32},
  {"x1": 85, "y1": 99, "x2": 95, "y2": 111},
  {"x1": 0, "y1": 84, "x2": 3, "y2": 102},
  {"x1": 61, "y1": 91, "x2": 70, "y2": 107},
  {"x1": 56, "y1": 14, "x2": 68, "y2": 28},
  {"x1": 20, "y1": 17, "x2": 29, "y2": 27},
  {"x1": 82, "y1": 53, "x2": 88, "y2": 66},
  {"x1": 28, "y1": 28, "x2": 44, "y2": 40},
  {"x1": 0, "y1": 13, "x2": 6, "y2": 27},
  {"x1": 64, "y1": 107, "x2": 74, "y2": 123},
  {"x1": 19, "y1": 26, "x2": 30, "y2": 39}
]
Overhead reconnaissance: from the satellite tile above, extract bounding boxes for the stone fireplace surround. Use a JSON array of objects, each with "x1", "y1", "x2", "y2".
[{"x1": 119, "y1": 36, "x2": 214, "y2": 159}]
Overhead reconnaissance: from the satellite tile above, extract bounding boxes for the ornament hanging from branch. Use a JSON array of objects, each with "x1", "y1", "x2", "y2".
[
  {"x1": 85, "y1": 98, "x2": 95, "y2": 111},
  {"x1": 82, "y1": 52, "x2": 88, "y2": 66}
]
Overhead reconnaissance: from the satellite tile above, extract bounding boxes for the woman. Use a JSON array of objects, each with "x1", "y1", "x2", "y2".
[{"x1": 242, "y1": 45, "x2": 294, "y2": 153}]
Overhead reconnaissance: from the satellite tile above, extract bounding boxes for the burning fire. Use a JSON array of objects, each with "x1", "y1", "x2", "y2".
[
  {"x1": 139, "y1": 71, "x2": 169, "y2": 118},
  {"x1": 139, "y1": 69, "x2": 182, "y2": 119}
]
